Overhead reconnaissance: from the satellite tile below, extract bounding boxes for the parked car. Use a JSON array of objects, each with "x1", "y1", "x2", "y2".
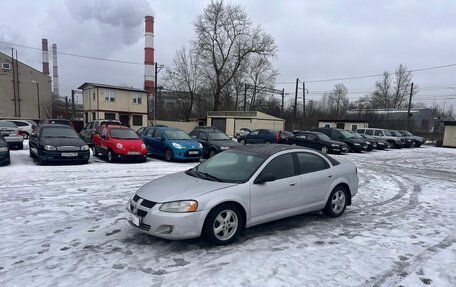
[
  {"x1": 126, "y1": 144, "x2": 359, "y2": 245},
  {"x1": 350, "y1": 131, "x2": 375, "y2": 151},
  {"x1": 136, "y1": 126, "x2": 147, "y2": 136},
  {"x1": 311, "y1": 128, "x2": 368, "y2": 152},
  {"x1": 289, "y1": 131, "x2": 348, "y2": 154},
  {"x1": 0, "y1": 121, "x2": 24, "y2": 150},
  {"x1": 359, "y1": 133, "x2": 389, "y2": 150},
  {"x1": 356, "y1": 128, "x2": 404, "y2": 149},
  {"x1": 29, "y1": 124, "x2": 90, "y2": 165},
  {"x1": 390, "y1": 130, "x2": 414, "y2": 148},
  {"x1": 189, "y1": 127, "x2": 242, "y2": 158},
  {"x1": 0, "y1": 134, "x2": 10, "y2": 165},
  {"x1": 397, "y1": 130, "x2": 425, "y2": 147},
  {"x1": 4, "y1": 120, "x2": 36, "y2": 138},
  {"x1": 80, "y1": 120, "x2": 122, "y2": 145},
  {"x1": 237, "y1": 129, "x2": 285, "y2": 145},
  {"x1": 234, "y1": 128, "x2": 251, "y2": 138},
  {"x1": 92, "y1": 124, "x2": 147, "y2": 162},
  {"x1": 140, "y1": 126, "x2": 203, "y2": 161},
  {"x1": 40, "y1": 119, "x2": 74, "y2": 128}
]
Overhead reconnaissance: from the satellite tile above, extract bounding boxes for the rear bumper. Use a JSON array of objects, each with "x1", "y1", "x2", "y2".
[{"x1": 4, "y1": 136, "x2": 23, "y2": 148}]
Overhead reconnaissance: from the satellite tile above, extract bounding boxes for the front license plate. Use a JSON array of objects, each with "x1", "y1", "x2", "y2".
[
  {"x1": 127, "y1": 213, "x2": 140, "y2": 227},
  {"x1": 189, "y1": 151, "x2": 199, "y2": 155},
  {"x1": 127, "y1": 151, "x2": 140, "y2": 155},
  {"x1": 61, "y1": 152, "x2": 78, "y2": 157}
]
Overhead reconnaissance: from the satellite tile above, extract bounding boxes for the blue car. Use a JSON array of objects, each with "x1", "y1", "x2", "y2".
[{"x1": 140, "y1": 126, "x2": 203, "y2": 161}]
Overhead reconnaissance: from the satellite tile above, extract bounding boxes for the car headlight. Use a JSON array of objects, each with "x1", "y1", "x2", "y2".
[
  {"x1": 159, "y1": 200, "x2": 198, "y2": 213},
  {"x1": 198, "y1": 143, "x2": 203, "y2": 149},
  {"x1": 80, "y1": 145, "x2": 89, "y2": 151},
  {"x1": 366, "y1": 141, "x2": 371, "y2": 144},
  {"x1": 141, "y1": 144, "x2": 146, "y2": 149},
  {"x1": 378, "y1": 142, "x2": 384, "y2": 145},
  {"x1": 331, "y1": 144, "x2": 338, "y2": 147},
  {"x1": 116, "y1": 143, "x2": 123, "y2": 149},
  {"x1": 353, "y1": 143, "x2": 360, "y2": 146},
  {"x1": 172, "y1": 142, "x2": 185, "y2": 149},
  {"x1": 0, "y1": 147, "x2": 8, "y2": 152},
  {"x1": 220, "y1": 146, "x2": 229, "y2": 150},
  {"x1": 44, "y1": 145, "x2": 57, "y2": 151}
]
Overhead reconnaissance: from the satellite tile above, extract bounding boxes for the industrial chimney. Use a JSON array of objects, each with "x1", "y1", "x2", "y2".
[
  {"x1": 42, "y1": 39, "x2": 49, "y2": 75},
  {"x1": 52, "y1": 43, "x2": 59, "y2": 97},
  {"x1": 144, "y1": 16, "x2": 155, "y2": 112}
]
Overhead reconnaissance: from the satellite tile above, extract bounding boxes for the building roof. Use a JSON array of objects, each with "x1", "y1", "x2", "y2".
[
  {"x1": 78, "y1": 82, "x2": 147, "y2": 93},
  {"x1": 0, "y1": 51, "x2": 51, "y2": 79},
  {"x1": 347, "y1": 108, "x2": 431, "y2": 114},
  {"x1": 207, "y1": 111, "x2": 283, "y2": 121},
  {"x1": 318, "y1": 119, "x2": 368, "y2": 123}
]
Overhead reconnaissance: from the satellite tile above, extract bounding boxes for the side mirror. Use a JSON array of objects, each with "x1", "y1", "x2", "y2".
[
  {"x1": 254, "y1": 173, "x2": 276, "y2": 184},
  {"x1": 102, "y1": 135, "x2": 107, "y2": 140}
]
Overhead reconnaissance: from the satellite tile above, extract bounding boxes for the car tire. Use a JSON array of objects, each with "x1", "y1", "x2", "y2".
[
  {"x1": 203, "y1": 203, "x2": 243, "y2": 246},
  {"x1": 37, "y1": 152, "x2": 45, "y2": 165},
  {"x1": 29, "y1": 147, "x2": 35, "y2": 158},
  {"x1": 18, "y1": 143, "x2": 23, "y2": 150},
  {"x1": 239, "y1": 139, "x2": 246, "y2": 145},
  {"x1": 321, "y1": 146, "x2": 329, "y2": 154},
  {"x1": 346, "y1": 145, "x2": 351, "y2": 153},
  {"x1": 164, "y1": 149, "x2": 173, "y2": 162},
  {"x1": 92, "y1": 145, "x2": 99, "y2": 157},
  {"x1": 107, "y1": 150, "x2": 115, "y2": 163},
  {"x1": 235, "y1": 133, "x2": 240, "y2": 138},
  {"x1": 209, "y1": 149, "x2": 217, "y2": 158},
  {"x1": 323, "y1": 186, "x2": 348, "y2": 217}
]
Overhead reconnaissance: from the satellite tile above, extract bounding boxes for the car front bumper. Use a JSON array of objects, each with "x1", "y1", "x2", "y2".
[
  {"x1": 41, "y1": 150, "x2": 90, "y2": 162},
  {"x1": 126, "y1": 204, "x2": 206, "y2": 240},
  {"x1": 114, "y1": 152, "x2": 147, "y2": 162},
  {"x1": 329, "y1": 145, "x2": 348, "y2": 153},
  {"x1": 173, "y1": 149, "x2": 203, "y2": 160}
]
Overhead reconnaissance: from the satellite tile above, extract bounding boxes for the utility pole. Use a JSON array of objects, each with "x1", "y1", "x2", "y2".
[
  {"x1": 154, "y1": 63, "x2": 164, "y2": 121},
  {"x1": 293, "y1": 78, "x2": 299, "y2": 130},
  {"x1": 281, "y1": 88, "x2": 285, "y2": 117},
  {"x1": 11, "y1": 48, "x2": 17, "y2": 117},
  {"x1": 244, "y1": 84, "x2": 248, "y2": 111},
  {"x1": 71, "y1": 90, "x2": 76, "y2": 120},
  {"x1": 406, "y1": 82, "x2": 414, "y2": 130},
  {"x1": 32, "y1": 81, "x2": 41, "y2": 119},
  {"x1": 302, "y1": 81, "x2": 306, "y2": 128}
]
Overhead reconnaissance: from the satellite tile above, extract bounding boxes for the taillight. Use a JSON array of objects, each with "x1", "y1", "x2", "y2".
[{"x1": 18, "y1": 130, "x2": 24, "y2": 136}]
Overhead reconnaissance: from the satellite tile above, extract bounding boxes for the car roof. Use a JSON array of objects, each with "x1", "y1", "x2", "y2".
[
  {"x1": 232, "y1": 144, "x2": 308, "y2": 156},
  {"x1": 105, "y1": 125, "x2": 128, "y2": 129},
  {"x1": 38, "y1": 124, "x2": 73, "y2": 128}
]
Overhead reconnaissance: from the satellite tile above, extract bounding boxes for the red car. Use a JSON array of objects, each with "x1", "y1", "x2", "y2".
[{"x1": 92, "y1": 124, "x2": 148, "y2": 162}]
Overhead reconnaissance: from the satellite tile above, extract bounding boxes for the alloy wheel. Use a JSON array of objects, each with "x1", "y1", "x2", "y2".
[
  {"x1": 331, "y1": 190, "x2": 346, "y2": 214},
  {"x1": 213, "y1": 210, "x2": 239, "y2": 241},
  {"x1": 321, "y1": 146, "x2": 329, "y2": 154}
]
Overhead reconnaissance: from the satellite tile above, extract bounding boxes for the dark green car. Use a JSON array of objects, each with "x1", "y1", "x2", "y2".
[{"x1": 189, "y1": 127, "x2": 242, "y2": 158}]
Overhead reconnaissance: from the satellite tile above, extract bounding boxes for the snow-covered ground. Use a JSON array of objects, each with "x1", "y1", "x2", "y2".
[{"x1": 1, "y1": 142, "x2": 455, "y2": 287}]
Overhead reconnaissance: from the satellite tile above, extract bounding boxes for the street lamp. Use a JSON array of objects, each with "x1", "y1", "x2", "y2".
[
  {"x1": 154, "y1": 63, "x2": 165, "y2": 121},
  {"x1": 32, "y1": 80, "x2": 40, "y2": 119}
]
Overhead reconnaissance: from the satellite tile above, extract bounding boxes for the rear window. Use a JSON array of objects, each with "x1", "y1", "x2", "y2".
[
  {"x1": 0, "y1": 121, "x2": 17, "y2": 128},
  {"x1": 321, "y1": 153, "x2": 340, "y2": 166}
]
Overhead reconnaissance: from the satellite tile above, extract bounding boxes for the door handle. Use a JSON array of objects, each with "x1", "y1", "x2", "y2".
[
  {"x1": 328, "y1": 175, "x2": 333, "y2": 178},
  {"x1": 289, "y1": 182, "x2": 297, "y2": 186}
]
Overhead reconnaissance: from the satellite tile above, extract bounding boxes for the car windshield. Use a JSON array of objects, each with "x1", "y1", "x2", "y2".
[
  {"x1": 315, "y1": 133, "x2": 331, "y2": 141},
  {"x1": 208, "y1": 132, "x2": 230, "y2": 140},
  {"x1": 362, "y1": 134, "x2": 374, "y2": 139},
  {"x1": 164, "y1": 130, "x2": 191, "y2": 140},
  {"x1": 281, "y1": 131, "x2": 294, "y2": 137},
  {"x1": 186, "y1": 150, "x2": 266, "y2": 183},
  {"x1": 400, "y1": 131, "x2": 413, "y2": 136},
  {"x1": 0, "y1": 121, "x2": 17, "y2": 128},
  {"x1": 384, "y1": 130, "x2": 393, "y2": 136},
  {"x1": 339, "y1": 130, "x2": 354, "y2": 138},
  {"x1": 110, "y1": 128, "x2": 139, "y2": 139},
  {"x1": 350, "y1": 132, "x2": 363, "y2": 139},
  {"x1": 41, "y1": 127, "x2": 79, "y2": 138},
  {"x1": 49, "y1": 120, "x2": 71, "y2": 125}
]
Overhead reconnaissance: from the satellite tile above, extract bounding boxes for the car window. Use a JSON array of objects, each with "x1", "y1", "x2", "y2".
[
  {"x1": 200, "y1": 132, "x2": 208, "y2": 141},
  {"x1": 12, "y1": 121, "x2": 28, "y2": 127},
  {"x1": 154, "y1": 129, "x2": 164, "y2": 139},
  {"x1": 357, "y1": 129, "x2": 365, "y2": 133},
  {"x1": 296, "y1": 132, "x2": 307, "y2": 138},
  {"x1": 259, "y1": 153, "x2": 296, "y2": 180},
  {"x1": 101, "y1": 127, "x2": 108, "y2": 138},
  {"x1": 366, "y1": 129, "x2": 374, "y2": 135},
  {"x1": 330, "y1": 130, "x2": 341, "y2": 139},
  {"x1": 374, "y1": 130, "x2": 383, "y2": 136},
  {"x1": 296, "y1": 152, "x2": 329, "y2": 174},
  {"x1": 164, "y1": 130, "x2": 190, "y2": 140},
  {"x1": 145, "y1": 128, "x2": 154, "y2": 137},
  {"x1": 307, "y1": 134, "x2": 318, "y2": 140},
  {"x1": 249, "y1": 131, "x2": 259, "y2": 136},
  {"x1": 258, "y1": 130, "x2": 268, "y2": 135},
  {"x1": 41, "y1": 127, "x2": 80, "y2": 138}
]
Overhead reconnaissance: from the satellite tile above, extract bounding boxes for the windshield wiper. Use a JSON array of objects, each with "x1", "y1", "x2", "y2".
[{"x1": 197, "y1": 171, "x2": 221, "y2": 182}]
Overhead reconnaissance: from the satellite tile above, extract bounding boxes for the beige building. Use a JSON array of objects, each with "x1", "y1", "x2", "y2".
[
  {"x1": 0, "y1": 51, "x2": 52, "y2": 120},
  {"x1": 318, "y1": 120, "x2": 369, "y2": 131},
  {"x1": 442, "y1": 121, "x2": 456, "y2": 148},
  {"x1": 207, "y1": 111, "x2": 285, "y2": 137},
  {"x1": 79, "y1": 82, "x2": 148, "y2": 129}
]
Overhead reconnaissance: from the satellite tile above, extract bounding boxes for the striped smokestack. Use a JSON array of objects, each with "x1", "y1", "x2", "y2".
[
  {"x1": 42, "y1": 39, "x2": 49, "y2": 75},
  {"x1": 52, "y1": 43, "x2": 59, "y2": 97},
  {"x1": 144, "y1": 16, "x2": 154, "y2": 96}
]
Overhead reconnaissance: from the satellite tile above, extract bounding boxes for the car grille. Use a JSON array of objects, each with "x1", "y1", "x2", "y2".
[
  {"x1": 140, "y1": 223, "x2": 151, "y2": 231},
  {"x1": 57, "y1": 146, "x2": 79, "y2": 151},
  {"x1": 129, "y1": 194, "x2": 157, "y2": 219}
]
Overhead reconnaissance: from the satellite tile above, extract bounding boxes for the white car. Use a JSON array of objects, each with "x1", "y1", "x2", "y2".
[
  {"x1": 234, "y1": 128, "x2": 251, "y2": 138},
  {"x1": 0, "y1": 121, "x2": 24, "y2": 150},
  {"x1": 5, "y1": 120, "x2": 37, "y2": 138},
  {"x1": 127, "y1": 144, "x2": 359, "y2": 245}
]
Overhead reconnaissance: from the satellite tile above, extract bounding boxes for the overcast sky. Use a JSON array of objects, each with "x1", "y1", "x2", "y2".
[{"x1": 1, "y1": 0, "x2": 455, "y2": 110}]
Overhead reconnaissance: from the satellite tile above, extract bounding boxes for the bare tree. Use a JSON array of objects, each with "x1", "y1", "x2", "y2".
[
  {"x1": 371, "y1": 72, "x2": 392, "y2": 109},
  {"x1": 163, "y1": 47, "x2": 202, "y2": 121},
  {"x1": 391, "y1": 64, "x2": 413, "y2": 108},
  {"x1": 328, "y1": 83, "x2": 349, "y2": 116},
  {"x1": 193, "y1": 0, "x2": 277, "y2": 111},
  {"x1": 246, "y1": 55, "x2": 279, "y2": 110}
]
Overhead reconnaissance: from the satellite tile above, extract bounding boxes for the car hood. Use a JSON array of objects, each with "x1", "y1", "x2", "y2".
[
  {"x1": 325, "y1": 139, "x2": 346, "y2": 146},
  {"x1": 40, "y1": 137, "x2": 86, "y2": 147},
  {"x1": 169, "y1": 139, "x2": 201, "y2": 149},
  {"x1": 345, "y1": 138, "x2": 366, "y2": 144},
  {"x1": 211, "y1": 139, "x2": 242, "y2": 147},
  {"x1": 136, "y1": 171, "x2": 237, "y2": 202}
]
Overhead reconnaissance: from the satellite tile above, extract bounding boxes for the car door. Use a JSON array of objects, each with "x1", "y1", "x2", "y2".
[
  {"x1": 258, "y1": 130, "x2": 269, "y2": 143},
  {"x1": 141, "y1": 128, "x2": 155, "y2": 153},
  {"x1": 246, "y1": 130, "x2": 259, "y2": 144},
  {"x1": 306, "y1": 133, "x2": 322, "y2": 150},
  {"x1": 295, "y1": 152, "x2": 333, "y2": 210},
  {"x1": 249, "y1": 153, "x2": 302, "y2": 225},
  {"x1": 197, "y1": 131, "x2": 211, "y2": 154},
  {"x1": 150, "y1": 129, "x2": 166, "y2": 156},
  {"x1": 98, "y1": 127, "x2": 109, "y2": 156}
]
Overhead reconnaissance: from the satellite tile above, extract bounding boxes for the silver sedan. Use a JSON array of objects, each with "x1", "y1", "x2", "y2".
[{"x1": 126, "y1": 144, "x2": 359, "y2": 245}]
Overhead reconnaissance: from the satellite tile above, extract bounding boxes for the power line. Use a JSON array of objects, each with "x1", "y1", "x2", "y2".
[{"x1": 0, "y1": 41, "x2": 143, "y2": 65}]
